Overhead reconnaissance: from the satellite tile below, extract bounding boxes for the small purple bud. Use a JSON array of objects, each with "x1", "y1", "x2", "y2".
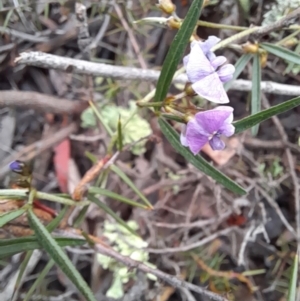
[{"x1": 9, "y1": 160, "x2": 24, "y2": 174}]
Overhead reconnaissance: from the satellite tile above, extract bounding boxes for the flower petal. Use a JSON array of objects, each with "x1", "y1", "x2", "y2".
[
  {"x1": 219, "y1": 123, "x2": 235, "y2": 137},
  {"x1": 185, "y1": 42, "x2": 214, "y2": 83},
  {"x1": 210, "y1": 56, "x2": 227, "y2": 70},
  {"x1": 180, "y1": 124, "x2": 189, "y2": 146},
  {"x1": 194, "y1": 106, "x2": 233, "y2": 134},
  {"x1": 217, "y1": 64, "x2": 235, "y2": 83},
  {"x1": 183, "y1": 54, "x2": 190, "y2": 69},
  {"x1": 209, "y1": 136, "x2": 225, "y2": 150},
  {"x1": 191, "y1": 72, "x2": 229, "y2": 104},
  {"x1": 200, "y1": 36, "x2": 220, "y2": 54},
  {"x1": 186, "y1": 120, "x2": 209, "y2": 155}
]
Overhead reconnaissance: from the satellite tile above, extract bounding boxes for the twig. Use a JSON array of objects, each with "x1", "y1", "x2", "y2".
[
  {"x1": 146, "y1": 227, "x2": 237, "y2": 254},
  {"x1": 253, "y1": 7, "x2": 300, "y2": 39},
  {"x1": 15, "y1": 52, "x2": 300, "y2": 96},
  {"x1": 58, "y1": 228, "x2": 229, "y2": 300},
  {"x1": 0, "y1": 90, "x2": 85, "y2": 114},
  {"x1": 0, "y1": 27, "x2": 48, "y2": 43},
  {"x1": 237, "y1": 224, "x2": 256, "y2": 266}
]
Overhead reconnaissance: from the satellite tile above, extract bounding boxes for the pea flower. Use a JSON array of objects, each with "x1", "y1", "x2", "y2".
[
  {"x1": 183, "y1": 36, "x2": 235, "y2": 104},
  {"x1": 180, "y1": 106, "x2": 235, "y2": 155}
]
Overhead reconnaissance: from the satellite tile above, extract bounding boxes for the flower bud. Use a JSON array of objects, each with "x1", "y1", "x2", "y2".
[
  {"x1": 241, "y1": 42, "x2": 259, "y2": 54},
  {"x1": 259, "y1": 51, "x2": 268, "y2": 68},
  {"x1": 157, "y1": 0, "x2": 176, "y2": 14},
  {"x1": 166, "y1": 17, "x2": 181, "y2": 29},
  {"x1": 281, "y1": 38, "x2": 298, "y2": 48}
]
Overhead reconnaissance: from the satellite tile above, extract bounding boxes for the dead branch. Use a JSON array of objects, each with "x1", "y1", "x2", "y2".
[
  {"x1": 15, "y1": 52, "x2": 300, "y2": 96},
  {"x1": 0, "y1": 90, "x2": 85, "y2": 114}
]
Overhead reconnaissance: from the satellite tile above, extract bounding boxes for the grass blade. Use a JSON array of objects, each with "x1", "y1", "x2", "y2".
[
  {"x1": 46, "y1": 206, "x2": 68, "y2": 232},
  {"x1": 287, "y1": 250, "x2": 298, "y2": 301},
  {"x1": 117, "y1": 115, "x2": 123, "y2": 151},
  {"x1": 0, "y1": 237, "x2": 85, "y2": 259},
  {"x1": 251, "y1": 54, "x2": 261, "y2": 136},
  {"x1": 89, "y1": 187, "x2": 149, "y2": 209},
  {"x1": 224, "y1": 53, "x2": 253, "y2": 91},
  {"x1": 154, "y1": 0, "x2": 204, "y2": 108},
  {"x1": 158, "y1": 118, "x2": 246, "y2": 195},
  {"x1": 261, "y1": 43, "x2": 300, "y2": 65},
  {"x1": 28, "y1": 209, "x2": 96, "y2": 301},
  {"x1": 234, "y1": 96, "x2": 300, "y2": 134},
  {"x1": 0, "y1": 207, "x2": 27, "y2": 227},
  {"x1": 23, "y1": 259, "x2": 55, "y2": 301},
  {"x1": 110, "y1": 164, "x2": 152, "y2": 209},
  {"x1": 88, "y1": 194, "x2": 137, "y2": 236}
]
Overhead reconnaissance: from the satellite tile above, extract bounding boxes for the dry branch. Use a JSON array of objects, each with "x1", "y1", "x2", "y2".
[
  {"x1": 0, "y1": 90, "x2": 85, "y2": 114},
  {"x1": 15, "y1": 52, "x2": 300, "y2": 96}
]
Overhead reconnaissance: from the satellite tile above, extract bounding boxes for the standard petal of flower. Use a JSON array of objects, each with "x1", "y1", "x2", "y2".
[
  {"x1": 209, "y1": 136, "x2": 225, "y2": 150},
  {"x1": 219, "y1": 123, "x2": 235, "y2": 137},
  {"x1": 180, "y1": 124, "x2": 189, "y2": 146},
  {"x1": 191, "y1": 72, "x2": 230, "y2": 104},
  {"x1": 183, "y1": 54, "x2": 190, "y2": 69},
  {"x1": 200, "y1": 36, "x2": 220, "y2": 54},
  {"x1": 186, "y1": 43, "x2": 214, "y2": 83},
  {"x1": 217, "y1": 64, "x2": 235, "y2": 83},
  {"x1": 210, "y1": 56, "x2": 227, "y2": 70},
  {"x1": 194, "y1": 106, "x2": 233, "y2": 134},
  {"x1": 186, "y1": 120, "x2": 209, "y2": 155}
]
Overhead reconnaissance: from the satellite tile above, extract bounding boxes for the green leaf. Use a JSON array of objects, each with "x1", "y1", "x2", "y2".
[
  {"x1": 89, "y1": 187, "x2": 149, "y2": 209},
  {"x1": 110, "y1": 164, "x2": 152, "y2": 209},
  {"x1": 284, "y1": 43, "x2": 300, "y2": 75},
  {"x1": 23, "y1": 259, "x2": 55, "y2": 301},
  {"x1": 153, "y1": 0, "x2": 204, "y2": 108},
  {"x1": 28, "y1": 210, "x2": 96, "y2": 301},
  {"x1": 117, "y1": 115, "x2": 123, "y2": 151},
  {"x1": 224, "y1": 54, "x2": 253, "y2": 91},
  {"x1": 0, "y1": 237, "x2": 85, "y2": 259},
  {"x1": 88, "y1": 194, "x2": 137, "y2": 236},
  {"x1": 234, "y1": 96, "x2": 300, "y2": 134},
  {"x1": 158, "y1": 118, "x2": 246, "y2": 195},
  {"x1": 46, "y1": 206, "x2": 68, "y2": 232},
  {"x1": 0, "y1": 207, "x2": 27, "y2": 227},
  {"x1": 251, "y1": 54, "x2": 261, "y2": 136},
  {"x1": 287, "y1": 250, "x2": 298, "y2": 301},
  {"x1": 261, "y1": 43, "x2": 300, "y2": 65}
]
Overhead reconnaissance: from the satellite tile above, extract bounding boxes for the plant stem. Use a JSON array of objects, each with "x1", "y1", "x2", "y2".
[
  {"x1": 136, "y1": 101, "x2": 164, "y2": 107},
  {"x1": 197, "y1": 20, "x2": 247, "y2": 31}
]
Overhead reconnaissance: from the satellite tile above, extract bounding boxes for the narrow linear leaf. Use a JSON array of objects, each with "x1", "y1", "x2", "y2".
[
  {"x1": 46, "y1": 206, "x2": 68, "y2": 232},
  {"x1": 0, "y1": 237, "x2": 85, "y2": 259},
  {"x1": 251, "y1": 54, "x2": 261, "y2": 136},
  {"x1": 89, "y1": 187, "x2": 149, "y2": 209},
  {"x1": 110, "y1": 164, "x2": 152, "y2": 209},
  {"x1": 234, "y1": 96, "x2": 300, "y2": 134},
  {"x1": 158, "y1": 118, "x2": 246, "y2": 195},
  {"x1": 73, "y1": 205, "x2": 89, "y2": 228},
  {"x1": 154, "y1": 0, "x2": 204, "y2": 107},
  {"x1": 117, "y1": 115, "x2": 123, "y2": 151},
  {"x1": 284, "y1": 43, "x2": 300, "y2": 75},
  {"x1": 23, "y1": 259, "x2": 55, "y2": 301},
  {"x1": 0, "y1": 207, "x2": 27, "y2": 227},
  {"x1": 261, "y1": 43, "x2": 300, "y2": 65},
  {"x1": 13, "y1": 250, "x2": 34, "y2": 299},
  {"x1": 28, "y1": 210, "x2": 96, "y2": 301},
  {"x1": 88, "y1": 194, "x2": 137, "y2": 236},
  {"x1": 224, "y1": 53, "x2": 253, "y2": 91},
  {"x1": 287, "y1": 250, "x2": 298, "y2": 301}
]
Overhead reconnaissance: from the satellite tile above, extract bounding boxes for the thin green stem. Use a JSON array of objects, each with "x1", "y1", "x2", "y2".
[
  {"x1": 211, "y1": 27, "x2": 259, "y2": 51},
  {"x1": 276, "y1": 29, "x2": 300, "y2": 45},
  {"x1": 89, "y1": 100, "x2": 114, "y2": 137},
  {"x1": 197, "y1": 20, "x2": 247, "y2": 31},
  {"x1": 161, "y1": 113, "x2": 185, "y2": 123},
  {"x1": 136, "y1": 101, "x2": 164, "y2": 108},
  {"x1": 35, "y1": 192, "x2": 90, "y2": 206}
]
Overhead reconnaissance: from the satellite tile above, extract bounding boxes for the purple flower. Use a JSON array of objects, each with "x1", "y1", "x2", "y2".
[
  {"x1": 183, "y1": 36, "x2": 235, "y2": 104},
  {"x1": 9, "y1": 160, "x2": 24, "y2": 173},
  {"x1": 180, "y1": 106, "x2": 235, "y2": 155}
]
